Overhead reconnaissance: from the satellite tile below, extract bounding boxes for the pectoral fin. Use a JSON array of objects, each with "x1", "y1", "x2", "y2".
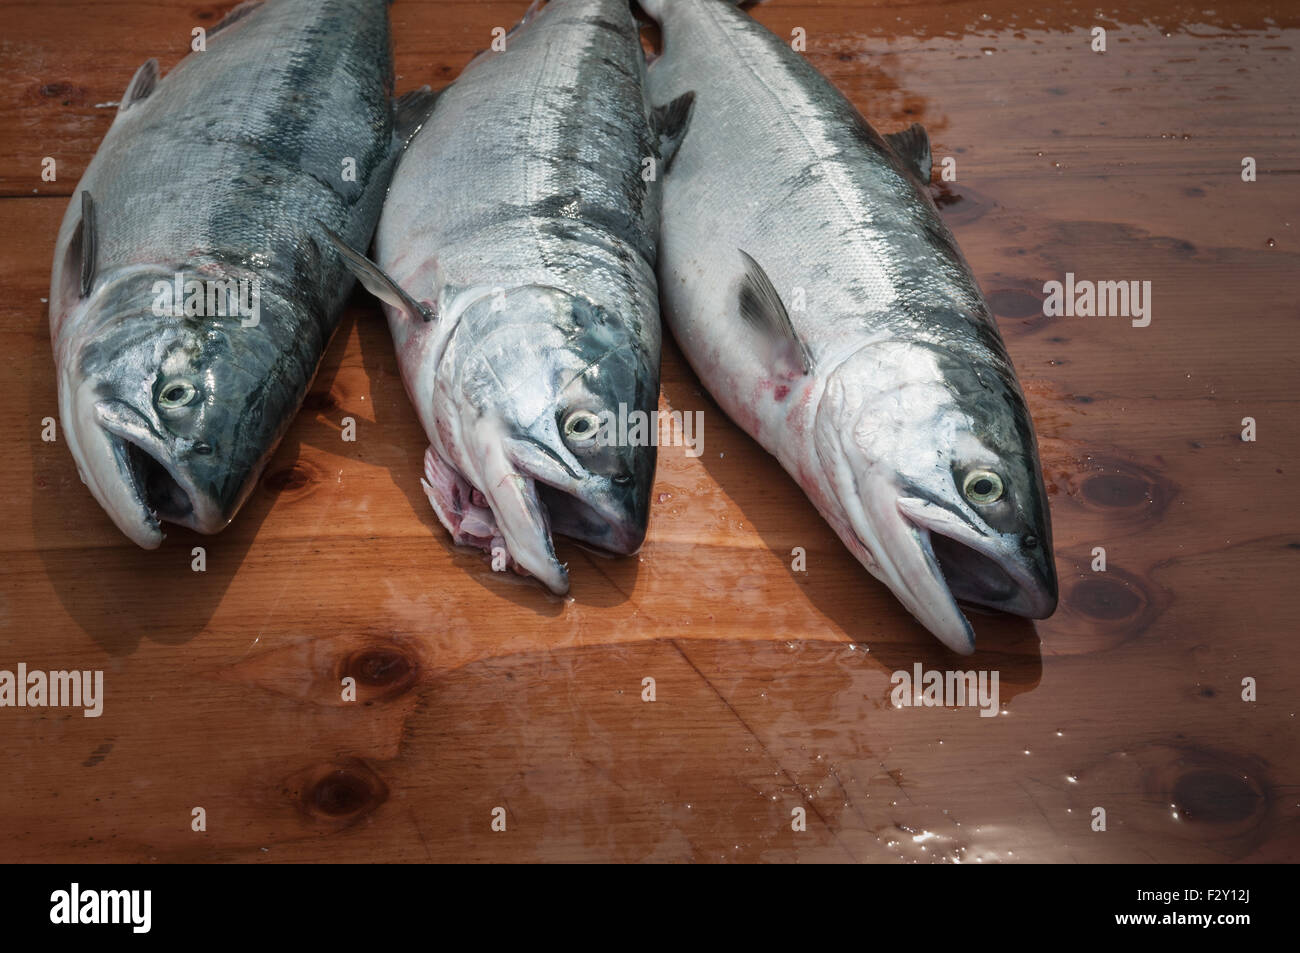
[
  {"x1": 737, "y1": 249, "x2": 812, "y2": 376},
  {"x1": 318, "y1": 223, "x2": 434, "y2": 323},
  {"x1": 77, "y1": 191, "x2": 97, "y2": 298}
]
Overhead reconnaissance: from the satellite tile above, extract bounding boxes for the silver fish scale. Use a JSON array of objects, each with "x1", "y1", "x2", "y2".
[
  {"x1": 645, "y1": 0, "x2": 1057, "y2": 654},
  {"x1": 47, "y1": 0, "x2": 403, "y2": 544},
  {"x1": 649, "y1": 0, "x2": 1012, "y2": 374},
  {"x1": 52, "y1": 0, "x2": 397, "y2": 354},
  {"x1": 378, "y1": 0, "x2": 660, "y2": 331}
]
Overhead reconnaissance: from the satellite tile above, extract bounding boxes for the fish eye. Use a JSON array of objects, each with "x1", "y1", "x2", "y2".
[
  {"x1": 962, "y1": 469, "x2": 1005, "y2": 505},
  {"x1": 157, "y1": 379, "x2": 199, "y2": 412},
  {"x1": 562, "y1": 409, "x2": 602, "y2": 446}
]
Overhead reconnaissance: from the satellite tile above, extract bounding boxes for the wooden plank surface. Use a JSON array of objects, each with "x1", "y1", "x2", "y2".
[{"x1": 1, "y1": 0, "x2": 1297, "y2": 862}]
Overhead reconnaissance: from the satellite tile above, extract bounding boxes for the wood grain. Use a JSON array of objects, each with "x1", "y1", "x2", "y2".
[{"x1": 0, "y1": 0, "x2": 1297, "y2": 862}]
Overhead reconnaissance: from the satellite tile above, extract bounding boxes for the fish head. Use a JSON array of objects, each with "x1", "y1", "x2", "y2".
[
  {"x1": 58, "y1": 274, "x2": 295, "y2": 548},
  {"x1": 440, "y1": 285, "x2": 658, "y2": 593},
  {"x1": 815, "y1": 339, "x2": 1057, "y2": 654}
]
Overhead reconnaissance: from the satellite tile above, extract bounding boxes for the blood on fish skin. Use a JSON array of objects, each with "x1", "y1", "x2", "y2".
[{"x1": 646, "y1": 0, "x2": 1057, "y2": 652}]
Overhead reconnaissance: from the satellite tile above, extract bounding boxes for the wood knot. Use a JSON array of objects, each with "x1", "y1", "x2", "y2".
[
  {"x1": 1047, "y1": 554, "x2": 1168, "y2": 653},
  {"x1": 1069, "y1": 743, "x2": 1270, "y2": 854},
  {"x1": 1069, "y1": 575, "x2": 1145, "y2": 622},
  {"x1": 261, "y1": 460, "x2": 318, "y2": 497},
  {"x1": 1076, "y1": 456, "x2": 1173, "y2": 520},
  {"x1": 288, "y1": 759, "x2": 388, "y2": 824},
  {"x1": 40, "y1": 81, "x2": 81, "y2": 98},
  {"x1": 987, "y1": 288, "x2": 1042, "y2": 319},
  {"x1": 932, "y1": 183, "x2": 987, "y2": 226},
  {"x1": 1172, "y1": 769, "x2": 1264, "y2": 825},
  {"x1": 338, "y1": 645, "x2": 418, "y2": 704}
]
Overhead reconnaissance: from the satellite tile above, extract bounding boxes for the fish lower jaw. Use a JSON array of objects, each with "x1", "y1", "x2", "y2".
[
  {"x1": 120, "y1": 502, "x2": 165, "y2": 551},
  {"x1": 419, "y1": 447, "x2": 570, "y2": 595},
  {"x1": 827, "y1": 482, "x2": 978, "y2": 655},
  {"x1": 895, "y1": 497, "x2": 1056, "y2": 628},
  {"x1": 107, "y1": 432, "x2": 218, "y2": 547}
]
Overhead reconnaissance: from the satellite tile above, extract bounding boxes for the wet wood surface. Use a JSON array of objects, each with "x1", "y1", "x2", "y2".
[{"x1": 1, "y1": 0, "x2": 1297, "y2": 862}]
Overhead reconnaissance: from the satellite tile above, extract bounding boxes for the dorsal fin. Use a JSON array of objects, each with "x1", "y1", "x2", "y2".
[
  {"x1": 737, "y1": 250, "x2": 812, "y2": 376},
  {"x1": 467, "y1": 0, "x2": 545, "y2": 63},
  {"x1": 508, "y1": 0, "x2": 547, "y2": 37},
  {"x1": 885, "y1": 123, "x2": 932, "y2": 183},
  {"x1": 652, "y1": 91, "x2": 695, "y2": 173},
  {"x1": 117, "y1": 59, "x2": 158, "y2": 115},
  {"x1": 210, "y1": 0, "x2": 264, "y2": 38},
  {"x1": 78, "y1": 191, "x2": 97, "y2": 298},
  {"x1": 393, "y1": 86, "x2": 440, "y2": 144},
  {"x1": 317, "y1": 223, "x2": 434, "y2": 323}
]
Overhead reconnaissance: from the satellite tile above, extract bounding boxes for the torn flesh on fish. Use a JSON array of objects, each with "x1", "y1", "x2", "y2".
[{"x1": 334, "y1": 0, "x2": 690, "y2": 593}]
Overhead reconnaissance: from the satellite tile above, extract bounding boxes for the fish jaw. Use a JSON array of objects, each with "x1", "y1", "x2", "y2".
[
  {"x1": 538, "y1": 478, "x2": 650, "y2": 558},
  {"x1": 829, "y1": 459, "x2": 978, "y2": 655},
  {"x1": 818, "y1": 438, "x2": 1058, "y2": 655},
  {"x1": 896, "y1": 496, "x2": 1058, "y2": 622},
  {"x1": 420, "y1": 432, "x2": 570, "y2": 596},
  {"x1": 62, "y1": 377, "x2": 163, "y2": 549},
  {"x1": 519, "y1": 430, "x2": 654, "y2": 560},
  {"x1": 419, "y1": 413, "x2": 654, "y2": 596},
  {"x1": 477, "y1": 435, "x2": 570, "y2": 595},
  {"x1": 61, "y1": 373, "x2": 226, "y2": 547}
]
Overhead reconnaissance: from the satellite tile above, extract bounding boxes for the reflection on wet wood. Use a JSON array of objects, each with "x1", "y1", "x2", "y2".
[{"x1": 1, "y1": 0, "x2": 1297, "y2": 862}]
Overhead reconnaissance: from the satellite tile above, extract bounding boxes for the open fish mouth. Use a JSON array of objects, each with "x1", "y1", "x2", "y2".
[
  {"x1": 421, "y1": 438, "x2": 648, "y2": 596},
  {"x1": 117, "y1": 436, "x2": 195, "y2": 524},
  {"x1": 536, "y1": 482, "x2": 647, "y2": 558},
  {"x1": 66, "y1": 396, "x2": 219, "y2": 547},
  {"x1": 897, "y1": 496, "x2": 1057, "y2": 620},
  {"x1": 422, "y1": 444, "x2": 569, "y2": 595},
  {"x1": 493, "y1": 472, "x2": 647, "y2": 591},
  {"x1": 836, "y1": 474, "x2": 1056, "y2": 655},
  {"x1": 931, "y1": 532, "x2": 1020, "y2": 605}
]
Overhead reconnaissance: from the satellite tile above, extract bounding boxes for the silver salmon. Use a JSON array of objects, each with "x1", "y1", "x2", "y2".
[
  {"x1": 643, "y1": 0, "x2": 1057, "y2": 653},
  {"x1": 49, "y1": 0, "x2": 430, "y2": 547},
  {"x1": 332, "y1": 0, "x2": 691, "y2": 593}
]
